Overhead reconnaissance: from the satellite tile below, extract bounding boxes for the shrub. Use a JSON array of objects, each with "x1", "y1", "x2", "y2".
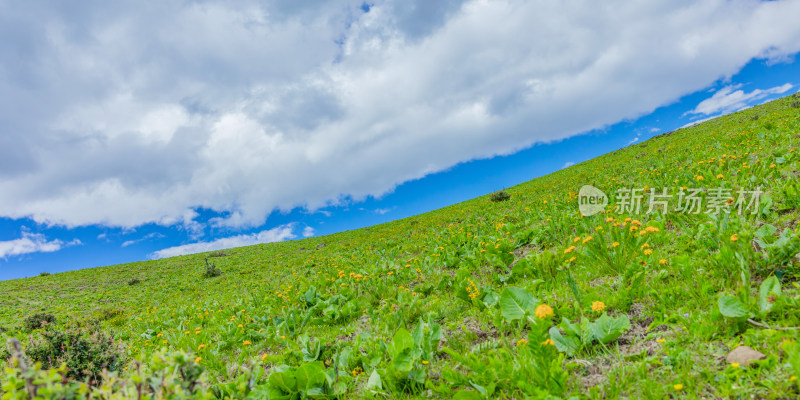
[
  {"x1": 202, "y1": 258, "x2": 222, "y2": 278},
  {"x1": 3, "y1": 339, "x2": 206, "y2": 396},
  {"x1": 25, "y1": 329, "x2": 125, "y2": 385},
  {"x1": 23, "y1": 312, "x2": 56, "y2": 331},
  {"x1": 96, "y1": 307, "x2": 124, "y2": 322},
  {"x1": 490, "y1": 190, "x2": 511, "y2": 202},
  {"x1": 127, "y1": 277, "x2": 141, "y2": 285},
  {"x1": 791, "y1": 100, "x2": 800, "y2": 108},
  {"x1": 39, "y1": 272, "x2": 50, "y2": 277}
]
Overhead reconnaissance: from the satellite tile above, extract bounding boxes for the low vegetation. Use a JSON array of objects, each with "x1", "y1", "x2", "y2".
[{"x1": 1, "y1": 95, "x2": 800, "y2": 398}]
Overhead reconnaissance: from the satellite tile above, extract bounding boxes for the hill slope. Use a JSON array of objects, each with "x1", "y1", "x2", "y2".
[{"x1": 2, "y1": 94, "x2": 800, "y2": 398}]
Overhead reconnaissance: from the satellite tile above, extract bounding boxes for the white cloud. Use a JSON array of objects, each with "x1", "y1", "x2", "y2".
[
  {"x1": 0, "y1": 231, "x2": 81, "y2": 259},
  {"x1": 680, "y1": 114, "x2": 723, "y2": 129},
  {"x1": 562, "y1": 161, "x2": 575, "y2": 169},
  {"x1": 2, "y1": 1, "x2": 800, "y2": 230},
  {"x1": 689, "y1": 83, "x2": 793, "y2": 116},
  {"x1": 302, "y1": 226, "x2": 315, "y2": 237},
  {"x1": 121, "y1": 232, "x2": 164, "y2": 247},
  {"x1": 149, "y1": 224, "x2": 296, "y2": 259}
]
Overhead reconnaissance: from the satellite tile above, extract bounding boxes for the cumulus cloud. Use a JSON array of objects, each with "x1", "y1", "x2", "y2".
[
  {"x1": 302, "y1": 226, "x2": 315, "y2": 237},
  {"x1": 0, "y1": 231, "x2": 81, "y2": 259},
  {"x1": 2, "y1": 0, "x2": 800, "y2": 230},
  {"x1": 149, "y1": 224, "x2": 296, "y2": 259},
  {"x1": 689, "y1": 83, "x2": 793, "y2": 116},
  {"x1": 562, "y1": 161, "x2": 575, "y2": 169}
]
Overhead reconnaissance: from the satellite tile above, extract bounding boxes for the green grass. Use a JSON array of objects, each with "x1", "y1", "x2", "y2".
[{"x1": 2, "y1": 94, "x2": 800, "y2": 398}]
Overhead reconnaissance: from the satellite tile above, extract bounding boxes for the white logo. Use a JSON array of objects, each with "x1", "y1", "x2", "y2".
[{"x1": 578, "y1": 185, "x2": 607, "y2": 216}]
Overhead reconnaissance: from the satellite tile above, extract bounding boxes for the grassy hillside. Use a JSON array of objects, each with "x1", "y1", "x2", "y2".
[{"x1": 2, "y1": 94, "x2": 800, "y2": 399}]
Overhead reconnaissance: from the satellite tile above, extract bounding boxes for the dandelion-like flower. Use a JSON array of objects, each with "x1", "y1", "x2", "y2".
[
  {"x1": 730, "y1": 234, "x2": 738, "y2": 242},
  {"x1": 535, "y1": 304, "x2": 554, "y2": 319},
  {"x1": 591, "y1": 301, "x2": 605, "y2": 312},
  {"x1": 673, "y1": 384, "x2": 684, "y2": 391},
  {"x1": 541, "y1": 339, "x2": 555, "y2": 346},
  {"x1": 243, "y1": 340, "x2": 252, "y2": 346}
]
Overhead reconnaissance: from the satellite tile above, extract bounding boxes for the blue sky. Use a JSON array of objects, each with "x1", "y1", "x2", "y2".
[{"x1": 1, "y1": 1, "x2": 800, "y2": 281}]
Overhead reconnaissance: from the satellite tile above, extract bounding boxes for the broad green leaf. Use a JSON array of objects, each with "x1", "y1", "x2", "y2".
[
  {"x1": 469, "y1": 380, "x2": 487, "y2": 396},
  {"x1": 589, "y1": 314, "x2": 631, "y2": 344},
  {"x1": 268, "y1": 365, "x2": 297, "y2": 394},
  {"x1": 392, "y1": 348, "x2": 414, "y2": 373},
  {"x1": 758, "y1": 275, "x2": 781, "y2": 314},
  {"x1": 499, "y1": 287, "x2": 538, "y2": 322},
  {"x1": 366, "y1": 370, "x2": 382, "y2": 391},
  {"x1": 718, "y1": 296, "x2": 749, "y2": 320},
  {"x1": 754, "y1": 224, "x2": 777, "y2": 240},
  {"x1": 388, "y1": 328, "x2": 414, "y2": 360},
  {"x1": 295, "y1": 361, "x2": 326, "y2": 394},
  {"x1": 453, "y1": 391, "x2": 484, "y2": 400},
  {"x1": 549, "y1": 327, "x2": 580, "y2": 356},
  {"x1": 482, "y1": 291, "x2": 500, "y2": 309}
]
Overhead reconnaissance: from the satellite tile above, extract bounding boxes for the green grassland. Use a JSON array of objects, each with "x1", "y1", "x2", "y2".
[{"x1": 2, "y1": 94, "x2": 800, "y2": 399}]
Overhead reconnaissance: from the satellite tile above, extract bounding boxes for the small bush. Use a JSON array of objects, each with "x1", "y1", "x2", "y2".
[
  {"x1": 25, "y1": 329, "x2": 125, "y2": 385},
  {"x1": 3, "y1": 340, "x2": 209, "y2": 396},
  {"x1": 490, "y1": 190, "x2": 511, "y2": 202},
  {"x1": 202, "y1": 258, "x2": 222, "y2": 278},
  {"x1": 791, "y1": 100, "x2": 800, "y2": 108},
  {"x1": 750, "y1": 114, "x2": 760, "y2": 121},
  {"x1": 96, "y1": 307, "x2": 124, "y2": 321},
  {"x1": 127, "y1": 277, "x2": 141, "y2": 285},
  {"x1": 39, "y1": 272, "x2": 50, "y2": 277},
  {"x1": 24, "y1": 312, "x2": 56, "y2": 331}
]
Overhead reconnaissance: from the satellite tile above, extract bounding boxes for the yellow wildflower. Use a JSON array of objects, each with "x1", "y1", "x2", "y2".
[
  {"x1": 535, "y1": 304, "x2": 554, "y2": 319},
  {"x1": 591, "y1": 301, "x2": 605, "y2": 312}
]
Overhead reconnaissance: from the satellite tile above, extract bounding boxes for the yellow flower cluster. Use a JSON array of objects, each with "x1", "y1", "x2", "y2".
[
  {"x1": 466, "y1": 279, "x2": 480, "y2": 300},
  {"x1": 535, "y1": 304, "x2": 554, "y2": 319}
]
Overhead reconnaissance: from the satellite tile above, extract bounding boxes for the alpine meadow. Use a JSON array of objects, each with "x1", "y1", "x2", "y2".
[{"x1": 2, "y1": 94, "x2": 800, "y2": 398}]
